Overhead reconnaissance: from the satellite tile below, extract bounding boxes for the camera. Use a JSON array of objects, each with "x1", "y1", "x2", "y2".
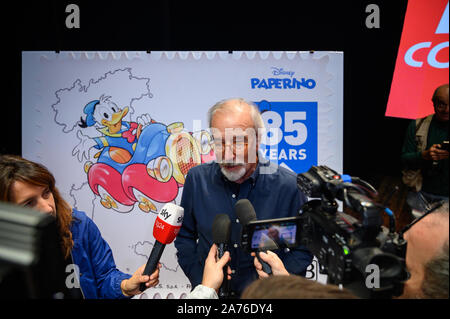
[
  {"x1": 241, "y1": 165, "x2": 410, "y2": 298},
  {"x1": 297, "y1": 165, "x2": 410, "y2": 298}
]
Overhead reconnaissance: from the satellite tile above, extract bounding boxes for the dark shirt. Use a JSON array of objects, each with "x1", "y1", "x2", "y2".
[
  {"x1": 174, "y1": 158, "x2": 313, "y2": 296},
  {"x1": 401, "y1": 115, "x2": 449, "y2": 196}
]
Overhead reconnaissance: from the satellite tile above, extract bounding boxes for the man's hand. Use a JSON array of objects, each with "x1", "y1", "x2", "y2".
[
  {"x1": 202, "y1": 244, "x2": 231, "y2": 292},
  {"x1": 251, "y1": 251, "x2": 290, "y2": 278},
  {"x1": 121, "y1": 262, "x2": 161, "y2": 297},
  {"x1": 422, "y1": 144, "x2": 449, "y2": 161}
]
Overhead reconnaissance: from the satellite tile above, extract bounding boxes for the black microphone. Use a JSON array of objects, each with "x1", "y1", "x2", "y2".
[
  {"x1": 212, "y1": 214, "x2": 231, "y2": 299},
  {"x1": 234, "y1": 199, "x2": 272, "y2": 275}
]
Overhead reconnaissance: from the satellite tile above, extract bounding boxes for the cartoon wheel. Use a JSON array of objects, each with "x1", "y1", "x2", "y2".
[
  {"x1": 192, "y1": 130, "x2": 212, "y2": 155},
  {"x1": 97, "y1": 185, "x2": 134, "y2": 213},
  {"x1": 122, "y1": 163, "x2": 179, "y2": 213},
  {"x1": 192, "y1": 130, "x2": 216, "y2": 163},
  {"x1": 87, "y1": 162, "x2": 135, "y2": 213},
  {"x1": 146, "y1": 156, "x2": 173, "y2": 183},
  {"x1": 132, "y1": 189, "x2": 157, "y2": 213},
  {"x1": 165, "y1": 124, "x2": 201, "y2": 185}
]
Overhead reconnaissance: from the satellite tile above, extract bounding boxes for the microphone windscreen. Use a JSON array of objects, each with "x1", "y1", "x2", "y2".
[
  {"x1": 234, "y1": 199, "x2": 257, "y2": 226},
  {"x1": 153, "y1": 203, "x2": 184, "y2": 244},
  {"x1": 212, "y1": 214, "x2": 231, "y2": 244}
]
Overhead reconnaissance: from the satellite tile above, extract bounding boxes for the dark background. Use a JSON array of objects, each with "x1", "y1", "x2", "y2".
[{"x1": 3, "y1": 0, "x2": 412, "y2": 193}]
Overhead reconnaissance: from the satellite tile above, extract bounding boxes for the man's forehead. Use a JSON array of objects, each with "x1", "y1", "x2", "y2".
[
  {"x1": 435, "y1": 87, "x2": 449, "y2": 99},
  {"x1": 212, "y1": 102, "x2": 253, "y2": 121},
  {"x1": 406, "y1": 214, "x2": 448, "y2": 255},
  {"x1": 419, "y1": 212, "x2": 448, "y2": 227},
  {"x1": 220, "y1": 99, "x2": 251, "y2": 110}
]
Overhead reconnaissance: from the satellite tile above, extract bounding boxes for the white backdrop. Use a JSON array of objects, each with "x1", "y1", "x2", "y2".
[{"x1": 22, "y1": 51, "x2": 342, "y2": 298}]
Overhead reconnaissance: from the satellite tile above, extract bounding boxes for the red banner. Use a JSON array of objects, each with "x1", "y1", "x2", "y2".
[{"x1": 386, "y1": 0, "x2": 449, "y2": 119}]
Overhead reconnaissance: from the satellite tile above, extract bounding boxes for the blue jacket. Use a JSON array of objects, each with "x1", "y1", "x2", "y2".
[{"x1": 71, "y1": 210, "x2": 132, "y2": 299}]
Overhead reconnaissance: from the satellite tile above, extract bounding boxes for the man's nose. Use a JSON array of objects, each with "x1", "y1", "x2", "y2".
[{"x1": 223, "y1": 146, "x2": 235, "y2": 162}]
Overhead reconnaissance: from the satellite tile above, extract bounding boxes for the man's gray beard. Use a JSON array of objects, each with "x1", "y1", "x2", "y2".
[{"x1": 220, "y1": 164, "x2": 247, "y2": 182}]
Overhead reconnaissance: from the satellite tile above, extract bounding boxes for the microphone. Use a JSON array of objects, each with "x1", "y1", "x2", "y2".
[
  {"x1": 212, "y1": 214, "x2": 231, "y2": 299},
  {"x1": 234, "y1": 199, "x2": 272, "y2": 275},
  {"x1": 139, "y1": 203, "x2": 184, "y2": 292}
]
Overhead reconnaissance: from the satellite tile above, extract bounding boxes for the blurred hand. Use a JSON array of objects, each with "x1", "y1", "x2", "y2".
[
  {"x1": 202, "y1": 244, "x2": 232, "y2": 292},
  {"x1": 423, "y1": 144, "x2": 449, "y2": 161},
  {"x1": 251, "y1": 251, "x2": 290, "y2": 278},
  {"x1": 121, "y1": 262, "x2": 161, "y2": 296}
]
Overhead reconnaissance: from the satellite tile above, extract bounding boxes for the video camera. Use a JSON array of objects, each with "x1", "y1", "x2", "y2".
[
  {"x1": 241, "y1": 165, "x2": 410, "y2": 299},
  {"x1": 0, "y1": 202, "x2": 71, "y2": 298}
]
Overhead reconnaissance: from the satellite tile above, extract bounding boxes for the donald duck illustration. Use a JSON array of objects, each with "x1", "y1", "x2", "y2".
[{"x1": 74, "y1": 94, "x2": 152, "y2": 164}]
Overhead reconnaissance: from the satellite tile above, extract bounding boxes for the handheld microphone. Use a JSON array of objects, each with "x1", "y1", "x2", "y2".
[
  {"x1": 212, "y1": 214, "x2": 231, "y2": 299},
  {"x1": 234, "y1": 199, "x2": 272, "y2": 275},
  {"x1": 139, "y1": 203, "x2": 184, "y2": 292}
]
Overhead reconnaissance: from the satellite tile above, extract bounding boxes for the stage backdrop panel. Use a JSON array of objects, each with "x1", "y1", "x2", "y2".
[{"x1": 22, "y1": 51, "x2": 342, "y2": 298}]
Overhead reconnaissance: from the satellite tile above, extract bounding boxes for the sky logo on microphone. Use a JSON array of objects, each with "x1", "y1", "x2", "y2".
[
  {"x1": 160, "y1": 208, "x2": 172, "y2": 220},
  {"x1": 152, "y1": 203, "x2": 184, "y2": 245},
  {"x1": 156, "y1": 203, "x2": 184, "y2": 227},
  {"x1": 153, "y1": 203, "x2": 184, "y2": 244}
]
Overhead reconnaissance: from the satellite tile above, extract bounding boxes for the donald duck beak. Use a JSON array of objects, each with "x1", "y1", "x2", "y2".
[{"x1": 101, "y1": 106, "x2": 129, "y2": 134}]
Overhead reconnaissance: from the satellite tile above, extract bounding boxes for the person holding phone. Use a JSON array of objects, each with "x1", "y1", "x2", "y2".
[{"x1": 401, "y1": 84, "x2": 449, "y2": 216}]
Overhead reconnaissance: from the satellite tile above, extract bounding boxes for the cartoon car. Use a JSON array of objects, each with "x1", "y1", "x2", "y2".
[
  {"x1": 85, "y1": 121, "x2": 215, "y2": 213},
  {"x1": 74, "y1": 95, "x2": 215, "y2": 213}
]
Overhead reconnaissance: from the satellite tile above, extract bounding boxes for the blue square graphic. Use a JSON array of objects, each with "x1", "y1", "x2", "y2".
[{"x1": 255, "y1": 100, "x2": 318, "y2": 174}]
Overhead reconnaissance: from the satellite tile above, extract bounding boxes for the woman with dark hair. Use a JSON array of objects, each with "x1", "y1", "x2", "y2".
[{"x1": 0, "y1": 154, "x2": 160, "y2": 299}]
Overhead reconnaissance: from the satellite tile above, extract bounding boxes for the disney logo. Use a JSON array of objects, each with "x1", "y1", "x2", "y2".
[{"x1": 271, "y1": 67, "x2": 295, "y2": 78}]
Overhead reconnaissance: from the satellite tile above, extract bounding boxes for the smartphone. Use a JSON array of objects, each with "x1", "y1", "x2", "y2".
[
  {"x1": 440, "y1": 140, "x2": 449, "y2": 152},
  {"x1": 241, "y1": 216, "x2": 301, "y2": 252}
]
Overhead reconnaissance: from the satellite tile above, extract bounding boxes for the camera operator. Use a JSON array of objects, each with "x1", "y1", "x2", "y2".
[{"x1": 251, "y1": 201, "x2": 449, "y2": 299}]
